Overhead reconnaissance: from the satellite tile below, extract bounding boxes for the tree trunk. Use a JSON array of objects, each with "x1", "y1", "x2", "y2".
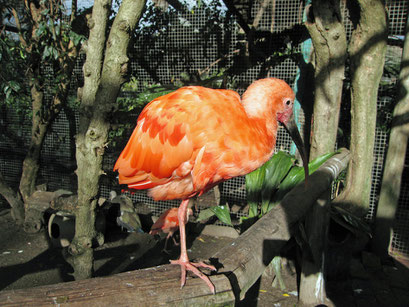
[
  {"x1": 71, "y1": 0, "x2": 146, "y2": 280},
  {"x1": 305, "y1": 0, "x2": 347, "y2": 160},
  {"x1": 0, "y1": 173, "x2": 25, "y2": 224},
  {"x1": 373, "y1": 16, "x2": 409, "y2": 259},
  {"x1": 19, "y1": 78, "x2": 45, "y2": 203},
  {"x1": 299, "y1": 2, "x2": 346, "y2": 304},
  {"x1": 337, "y1": 0, "x2": 388, "y2": 217}
]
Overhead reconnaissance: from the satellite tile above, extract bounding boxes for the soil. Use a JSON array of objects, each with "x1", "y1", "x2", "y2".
[{"x1": 1, "y1": 207, "x2": 409, "y2": 307}]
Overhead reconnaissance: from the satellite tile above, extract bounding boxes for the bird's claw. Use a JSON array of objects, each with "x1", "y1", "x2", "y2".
[{"x1": 170, "y1": 259, "x2": 216, "y2": 294}]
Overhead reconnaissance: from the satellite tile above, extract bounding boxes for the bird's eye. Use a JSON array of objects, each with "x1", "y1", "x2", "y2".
[{"x1": 285, "y1": 99, "x2": 292, "y2": 106}]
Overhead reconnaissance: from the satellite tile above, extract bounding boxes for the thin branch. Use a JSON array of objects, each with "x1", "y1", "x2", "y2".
[
  {"x1": 253, "y1": 0, "x2": 270, "y2": 29},
  {"x1": 71, "y1": 0, "x2": 77, "y2": 23},
  {"x1": 198, "y1": 49, "x2": 240, "y2": 76},
  {"x1": 269, "y1": 0, "x2": 276, "y2": 33},
  {"x1": 11, "y1": 7, "x2": 28, "y2": 47}
]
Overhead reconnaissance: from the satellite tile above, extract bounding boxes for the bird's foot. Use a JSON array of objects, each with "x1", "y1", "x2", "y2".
[{"x1": 170, "y1": 258, "x2": 216, "y2": 293}]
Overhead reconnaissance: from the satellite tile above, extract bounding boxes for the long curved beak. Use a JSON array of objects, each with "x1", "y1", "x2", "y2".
[{"x1": 283, "y1": 113, "x2": 309, "y2": 182}]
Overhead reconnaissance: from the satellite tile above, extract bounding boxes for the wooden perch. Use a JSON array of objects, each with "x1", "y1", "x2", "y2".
[{"x1": 0, "y1": 149, "x2": 350, "y2": 306}]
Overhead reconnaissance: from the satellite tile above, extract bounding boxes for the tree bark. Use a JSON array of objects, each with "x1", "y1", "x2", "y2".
[
  {"x1": 71, "y1": 0, "x2": 146, "y2": 280},
  {"x1": 337, "y1": 0, "x2": 388, "y2": 217},
  {"x1": 300, "y1": 2, "x2": 346, "y2": 303},
  {"x1": 19, "y1": 77, "x2": 47, "y2": 204},
  {"x1": 305, "y1": 0, "x2": 347, "y2": 160},
  {"x1": 373, "y1": 16, "x2": 409, "y2": 259},
  {"x1": 0, "y1": 173, "x2": 25, "y2": 224}
]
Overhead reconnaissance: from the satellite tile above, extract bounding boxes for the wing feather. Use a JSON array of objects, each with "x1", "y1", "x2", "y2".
[
  {"x1": 114, "y1": 85, "x2": 269, "y2": 200},
  {"x1": 114, "y1": 90, "x2": 197, "y2": 189}
]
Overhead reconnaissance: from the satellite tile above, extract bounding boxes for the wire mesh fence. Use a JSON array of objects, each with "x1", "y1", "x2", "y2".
[{"x1": 0, "y1": 0, "x2": 408, "y2": 256}]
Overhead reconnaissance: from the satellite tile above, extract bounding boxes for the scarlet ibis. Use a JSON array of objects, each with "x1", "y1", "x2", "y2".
[
  {"x1": 149, "y1": 207, "x2": 193, "y2": 252},
  {"x1": 114, "y1": 78, "x2": 308, "y2": 293}
]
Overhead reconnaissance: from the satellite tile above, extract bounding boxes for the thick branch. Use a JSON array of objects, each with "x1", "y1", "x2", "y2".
[
  {"x1": 338, "y1": 0, "x2": 388, "y2": 216},
  {"x1": 73, "y1": 0, "x2": 146, "y2": 280},
  {"x1": 0, "y1": 173, "x2": 25, "y2": 224},
  {"x1": 305, "y1": 0, "x2": 347, "y2": 160}
]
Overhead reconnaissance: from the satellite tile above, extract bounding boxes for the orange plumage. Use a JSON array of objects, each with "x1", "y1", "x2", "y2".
[
  {"x1": 149, "y1": 208, "x2": 180, "y2": 237},
  {"x1": 114, "y1": 78, "x2": 307, "y2": 293},
  {"x1": 149, "y1": 207, "x2": 193, "y2": 252}
]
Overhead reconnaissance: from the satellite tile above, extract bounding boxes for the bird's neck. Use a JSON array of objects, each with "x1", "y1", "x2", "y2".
[{"x1": 242, "y1": 84, "x2": 278, "y2": 142}]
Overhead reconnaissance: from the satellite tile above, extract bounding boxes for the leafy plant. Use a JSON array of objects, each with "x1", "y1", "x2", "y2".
[
  {"x1": 197, "y1": 151, "x2": 335, "y2": 227},
  {"x1": 246, "y1": 151, "x2": 335, "y2": 220},
  {"x1": 0, "y1": 35, "x2": 31, "y2": 114}
]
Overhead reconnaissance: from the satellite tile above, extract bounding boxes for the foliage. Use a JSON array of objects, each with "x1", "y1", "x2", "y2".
[
  {"x1": 244, "y1": 149, "x2": 371, "y2": 237},
  {"x1": 1, "y1": 1, "x2": 86, "y2": 115},
  {"x1": 132, "y1": 0, "x2": 235, "y2": 86},
  {"x1": 0, "y1": 34, "x2": 31, "y2": 115},
  {"x1": 245, "y1": 151, "x2": 335, "y2": 221},
  {"x1": 196, "y1": 203, "x2": 232, "y2": 226},
  {"x1": 119, "y1": 78, "x2": 177, "y2": 110},
  {"x1": 197, "y1": 152, "x2": 334, "y2": 227}
]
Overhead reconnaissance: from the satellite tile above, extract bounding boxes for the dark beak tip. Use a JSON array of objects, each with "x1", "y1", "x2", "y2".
[{"x1": 283, "y1": 114, "x2": 309, "y2": 183}]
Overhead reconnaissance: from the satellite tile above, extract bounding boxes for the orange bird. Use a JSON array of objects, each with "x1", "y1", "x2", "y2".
[
  {"x1": 114, "y1": 78, "x2": 308, "y2": 293},
  {"x1": 149, "y1": 207, "x2": 193, "y2": 252}
]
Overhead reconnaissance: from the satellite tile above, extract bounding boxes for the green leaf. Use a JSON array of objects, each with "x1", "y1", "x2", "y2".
[
  {"x1": 43, "y1": 45, "x2": 51, "y2": 59},
  {"x1": 195, "y1": 208, "x2": 215, "y2": 222},
  {"x1": 52, "y1": 47, "x2": 59, "y2": 60},
  {"x1": 36, "y1": 23, "x2": 47, "y2": 37},
  {"x1": 248, "y1": 202, "x2": 259, "y2": 218},
  {"x1": 246, "y1": 167, "x2": 265, "y2": 217},
  {"x1": 246, "y1": 167, "x2": 265, "y2": 201},
  {"x1": 4, "y1": 85, "x2": 11, "y2": 99},
  {"x1": 55, "y1": 24, "x2": 60, "y2": 36},
  {"x1": 260, "y1": 152, "x2": 295, "y2": 214},
  {"x1": 19, "y1": 49, "x2": 26, "y2": 59},
  {"x1": 210, "y1": 205, "x2": 232, "y2": 226},
  {"x1": 69, "y1": 30, "x2": 86, "y2": 46},
  {"x1": 273, "y1": 152, "x2": 336, "y2": 203},
  {"x1": 8, "y1": 81, "x2": 21, "y2": 92}
]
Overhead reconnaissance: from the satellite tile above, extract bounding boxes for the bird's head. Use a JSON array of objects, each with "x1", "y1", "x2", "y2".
[
  {"x1": 273, "y1": 79, "x2": 309, "y2": 183},
  {"x1": 245, "y1": 78, "x2": 309, "y2": 182}
]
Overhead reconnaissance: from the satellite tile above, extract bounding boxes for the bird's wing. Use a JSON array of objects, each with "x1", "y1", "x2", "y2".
[
  {"x1": 114, "y1": 87, "x2": 240, "y2": 190},
  {"x1": 149, "y1": 208, "x2": 178, "y2": 234}
]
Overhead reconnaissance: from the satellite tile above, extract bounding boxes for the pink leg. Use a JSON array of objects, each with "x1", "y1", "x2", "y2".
[{"x1": 170, "y1": 199, "x2": 216, "y2": 293}]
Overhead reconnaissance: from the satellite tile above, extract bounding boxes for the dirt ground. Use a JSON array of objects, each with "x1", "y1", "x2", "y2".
[{"x1": 1, "y1": 206, "x2": 409, "y2": 306}]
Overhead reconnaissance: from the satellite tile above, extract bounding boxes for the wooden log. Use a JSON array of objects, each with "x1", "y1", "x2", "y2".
[
  {"x1": 0, "y1": 265, "x2": 234, "y2": 306},
  {"x1": 0, "y1": 149, "x2": 350, "y2": 306}
]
